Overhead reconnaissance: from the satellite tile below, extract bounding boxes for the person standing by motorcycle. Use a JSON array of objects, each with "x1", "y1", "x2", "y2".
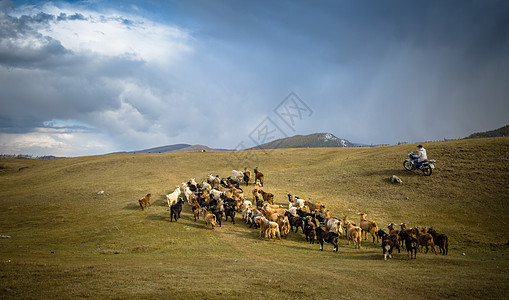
[{"x1": 412, "y1": 144, "x2": 427, "y2": 166}]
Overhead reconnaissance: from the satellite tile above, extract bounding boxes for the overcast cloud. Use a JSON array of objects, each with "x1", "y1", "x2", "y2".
[{"x1": 1, "y1": 0, "x2": 508, "y2": 156}]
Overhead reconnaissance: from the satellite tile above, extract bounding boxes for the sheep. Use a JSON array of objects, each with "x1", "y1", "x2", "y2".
[
  {"x1": 345, "y1": 221, "x2": 362, "y2": 249},
  {"x1": 166, "y1": 186, "x2": 181, "y2": 207},
  {"x1": 253, "y1": 167, "x2": 264, "y2": 186},
  {"x1": 170, "y1": 198, "x2": 184, "y2": 222},
  {"x1": 232, "y1": 170, "x2": 244, "y2": 182},
  {"x1": 427, "y1": 227, "x2": 449, "y2": 255},
  {"x1": 359, "y1": 213, "x2": 379, "y2": 244},
  {"x1": 138, "y1": 193, "x2": 151, "y2": 210},
  {"x1": 243, "y1": 167, "x2": 251, "y2": 186},
  {"x1": 202, "y1": 208, "x2": 217, "y2": 229}
]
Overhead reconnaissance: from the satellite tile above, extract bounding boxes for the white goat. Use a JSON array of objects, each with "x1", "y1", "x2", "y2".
[
  {"x1": 184, "y1": 186, "x2": 194, "y2": 204},
  {"x1": 201, "y1": 181, "x2": 212, "y2": 191},
  {"x1": 242, "y1": 200, "x2": 253, "y2": 210},
  {"x1": 287, "y1": 193, "x2": 306, "y2": 209},
  {"x1": 166, "y1": 186, "x2": 181, "y2": 207},
  {"x1": 232, "y1": 170, "x2": 244, "y2": 182},
  {"x1": 326, "y1": 217, "x2": 344, "y2": 237},
  {"x1": 210, "y1": 189, "x2": 223, "y2": 200}
]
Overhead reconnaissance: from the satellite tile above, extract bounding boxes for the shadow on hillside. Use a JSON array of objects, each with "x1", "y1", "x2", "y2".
[
  {"x1": 124, "y1": 203, "x2": 142, "y2": 210},
  {"x1": 154, "y1": 198, "x2": 168, "y2": 206},
  {"x1": 145, "y1": 213, "x2": 168, "y2": 222}
]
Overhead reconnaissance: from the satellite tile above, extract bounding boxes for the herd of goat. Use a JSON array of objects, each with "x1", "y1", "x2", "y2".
[{"x1": 138, "y1": 167, "x2": 449, "y2": 260}]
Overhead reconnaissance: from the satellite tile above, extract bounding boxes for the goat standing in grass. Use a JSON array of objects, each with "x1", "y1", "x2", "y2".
[
  {"x1": 254, "y1": 167, "x2": 264, "y2": 186},
  {"x1": 170, "y1": 198, "x2": 184, "y2": 222},
  {"x1": 138, "y1": 193, "x2": 151, "y2": 210},
  {"x1": 202, "y1": 208, "x2": 217, "y2": 229},
  {"x1": 243, "y1": 167, "x2": 251, "y2": 186},
  {"x1": 428, "y1": 227, "x2": 449, "y2": 255},
  {"x1": 166, "y1": 186, "x2": 181, "y2": 207},
  {"x1": 418, "y1": 227, "x2": 438, "y2": 255},
  {"x1": 346, "y1": 221, "x2": 362, "y2": 249},
  {"x1": 359, "y1": 213, "x2": 379, "y2": 244},
  {"x1": 192, "y1": 199, "x2": 201, "y2": 222}
]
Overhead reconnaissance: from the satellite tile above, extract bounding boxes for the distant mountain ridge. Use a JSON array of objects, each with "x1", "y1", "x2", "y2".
[
  {"x1": 466, "y1": 124, "x2": 509, "y2": 139},
  {"x1": 110, "y1": 143, "x2": 229, "y2": 154},
  {"x1": 248, "y1": 133, "x2": 353, "y2": 150}
]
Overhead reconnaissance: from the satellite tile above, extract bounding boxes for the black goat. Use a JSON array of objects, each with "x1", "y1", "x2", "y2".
[
  {"x1": 315, "y1": 226, "x2": 339, "y2": 252},
  {"x1": 303, "y1": 217, "x2": 316, "y2": 244},
  {"x1": 284, "y1": 211, "x2": 304, "y2": 233},
  {"x1": 224, "y1": 203, "x2": 236, "y2": 224},
  {"x1": 170, "y1": 198, "x2": 184, "y2": 222}
]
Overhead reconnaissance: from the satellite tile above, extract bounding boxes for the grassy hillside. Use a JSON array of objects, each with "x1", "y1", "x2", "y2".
[
  {"x1": 1, "y1": 137, "x2": 508, "y2": 299},
  {"x1": 249, "y1": 132, "x2": 353, "y2": 150},
  {"x1": 467, "y1": 124, "x2": 509, "y2": 139}
]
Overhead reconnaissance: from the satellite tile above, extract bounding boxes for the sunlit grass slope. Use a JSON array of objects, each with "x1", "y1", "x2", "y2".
[{"x1": 0, "y1": 137, "x2": 508, "y2": 299}]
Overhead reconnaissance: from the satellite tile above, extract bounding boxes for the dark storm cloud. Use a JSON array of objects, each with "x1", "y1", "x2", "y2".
[{"x1": 1, "y1": 0, "x2": 508, "y2": 156}]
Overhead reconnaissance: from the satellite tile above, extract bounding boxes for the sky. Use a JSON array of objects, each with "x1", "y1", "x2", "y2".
[{"x1": 0, "y1": 0, "x2": 508, "y2": 157}]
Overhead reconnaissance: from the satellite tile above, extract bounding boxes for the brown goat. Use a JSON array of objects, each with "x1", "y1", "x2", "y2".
[
  {"x1": 359, "y1": 213, "x2": 379, "y2": 244},
  {"x1": 304, "y1": 200, "x2": 326, "y2": 212},
  {"x1": 192, "y1": 199, "x2": 201, "y2": 222},
  {"x1": 427, "y1": 227, "x2": 449, "y2": 255},
  {"x1": 418, "y1": 227, "x2": 438, "y2": 255},
  {"x1": 276, "y1": 214, "x2": 290, "y2": 238},
  {"x1": 202, "y1": 208, "x2": 217, "y2": 229},
  {"x1": 260, "y1": 190, "x2": 275, "y2": 205},
  {"x1": 346, "y1": 221, "x2": 362, "y2": 249},
  {"x1": 254, "y1": 167, "x2": 264, "y2": 186},
  {"x1": 138, "y1": 193, "x2": 151, "y2": 210}
]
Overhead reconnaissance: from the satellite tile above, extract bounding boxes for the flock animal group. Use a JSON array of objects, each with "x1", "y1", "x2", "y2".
[{"x1": 138, "y1": 167, "x2": 449, "y2": 260}]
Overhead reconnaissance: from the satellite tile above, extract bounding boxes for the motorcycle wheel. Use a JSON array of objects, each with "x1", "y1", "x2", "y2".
[
  {"x1": 422, "y1": 165, "x2": 432, "y2": 176},
  {"x1": 403, "y1": 161, "x2": 413, "y2": 171}
]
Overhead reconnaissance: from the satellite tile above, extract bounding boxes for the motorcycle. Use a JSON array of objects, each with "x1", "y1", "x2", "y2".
[{"x1": 403, "y1": 152, "x2": 436, "y2": 176}]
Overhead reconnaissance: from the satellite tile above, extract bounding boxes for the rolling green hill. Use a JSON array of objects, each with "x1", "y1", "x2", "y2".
[
  {"x1": 0, "y1": 137, "x2": 508, "y2": 299},
  {"x1": 467, "y1": 124, "x2": 509, "y2": 139},
  {"x1": 249, "y1": 132, "x2": 353, "y2": 150}
]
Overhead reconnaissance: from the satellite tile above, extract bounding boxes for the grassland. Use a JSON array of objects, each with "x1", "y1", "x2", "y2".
[{"x1": 1, "y1": 137, "x2": 508, "y2": 299}]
